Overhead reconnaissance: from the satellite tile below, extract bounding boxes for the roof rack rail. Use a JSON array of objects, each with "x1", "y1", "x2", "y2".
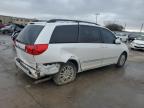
[
  {"x1": 32, "y1": 20, "x2": 47, "y2": 22},
  {"x1": 47, "y1": 19, "x2": 99, "y2": 25}
]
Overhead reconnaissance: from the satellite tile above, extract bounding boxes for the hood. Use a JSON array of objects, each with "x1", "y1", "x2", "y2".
[{"x1": 133, "y1": 40, "x2": 144, "y2": 44}]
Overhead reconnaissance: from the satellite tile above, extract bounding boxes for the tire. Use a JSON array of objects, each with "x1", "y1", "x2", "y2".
[
  {"x1": 3, "y1": 30, "x2": 8, "y2": 34},
  {"x1": 116, "y1": 53, "x2": 127, "y2": 67},
  {"x1": 53, "y1": 62, "x2": 77, "y2": 85},
  {"x1": 2, "y1": 31, "x2": 5, "y2": 34}
]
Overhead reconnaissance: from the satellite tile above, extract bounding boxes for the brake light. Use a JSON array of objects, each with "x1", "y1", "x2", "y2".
[{"x1": 25, "y1": 44, "x2": 48, "y2": 55}]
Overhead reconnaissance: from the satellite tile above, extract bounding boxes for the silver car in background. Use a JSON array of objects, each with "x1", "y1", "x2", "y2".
[{"x1": 130, "y1": 36, "x2": 144, "y2": 50}]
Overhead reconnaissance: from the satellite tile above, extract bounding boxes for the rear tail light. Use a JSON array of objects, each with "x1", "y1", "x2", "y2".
[{"x1": 25, "y1": 44, "x2": 48, "y2": 55}]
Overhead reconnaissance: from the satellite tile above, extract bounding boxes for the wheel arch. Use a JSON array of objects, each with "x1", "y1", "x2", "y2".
[
  {"x1": 122, "y1": 51, "x2": 128, "y2": 59},
  {"x1": 116, "y1": 50, "x2": 128, "y2": 64},
  {"x1": 67, "y1": 59, "x2": 81, "y2": 72}
]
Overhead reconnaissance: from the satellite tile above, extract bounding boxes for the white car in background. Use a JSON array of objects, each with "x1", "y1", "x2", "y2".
[
  {"x1": 115, "y1": 32, "x2": 128, "y2": 42},
  {"x1": 130, "y1": 36, "x2": 144, "y2": 50},
  {"x1": 15, "y1": 19, "x2": 129, "y2": 85}
]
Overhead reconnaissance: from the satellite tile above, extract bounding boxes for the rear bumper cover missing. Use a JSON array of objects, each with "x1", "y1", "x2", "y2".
[{"x1": 15, "y1": 57, "x2": 60, "y2": 79}]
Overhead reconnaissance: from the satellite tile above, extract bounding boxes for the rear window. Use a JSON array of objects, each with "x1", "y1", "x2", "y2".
[{"x1": 16, "y1": 25, "x2": 44, "y2": 44}]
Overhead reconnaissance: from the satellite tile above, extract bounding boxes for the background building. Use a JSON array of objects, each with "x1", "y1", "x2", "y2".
[{"x1": 0, "y1": 15, "x2": 36, "y2": 25}]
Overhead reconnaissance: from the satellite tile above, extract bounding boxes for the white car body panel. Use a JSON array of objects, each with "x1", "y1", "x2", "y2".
[{"x1": 101, "y1": 43, "x2": 122, "y2": 65}]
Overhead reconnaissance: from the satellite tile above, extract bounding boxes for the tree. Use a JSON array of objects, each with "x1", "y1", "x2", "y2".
[{"x1": 105, "y1": 23, "x2": 124, "y2": 31}]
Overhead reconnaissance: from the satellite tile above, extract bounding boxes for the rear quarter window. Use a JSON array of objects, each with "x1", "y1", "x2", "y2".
[{"x1": 17, "y1": 25, "x2": 44, "y2": 44}]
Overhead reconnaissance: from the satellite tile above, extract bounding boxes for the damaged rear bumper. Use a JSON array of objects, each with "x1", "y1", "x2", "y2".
[{"x1": 15, "y1": 57, "x2": 60, "y2": 79}]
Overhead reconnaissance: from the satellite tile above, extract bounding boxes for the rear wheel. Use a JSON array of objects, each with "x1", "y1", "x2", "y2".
[
  {"x1": 116, "y1": 53, "x2": 127, "y2": 67},
  {"x1": 53, "y1": 62, "x2": 77, "y2": 85}
]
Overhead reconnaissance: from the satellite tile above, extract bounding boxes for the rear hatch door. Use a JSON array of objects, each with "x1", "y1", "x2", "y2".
[{"x1": 15, "y1": 23, "x2": 45, "y2": 68}]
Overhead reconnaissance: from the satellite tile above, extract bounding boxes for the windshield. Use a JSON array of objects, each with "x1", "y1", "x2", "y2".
[{"x1": 16, "y1": 24, "x2": 44, "y2": 44}]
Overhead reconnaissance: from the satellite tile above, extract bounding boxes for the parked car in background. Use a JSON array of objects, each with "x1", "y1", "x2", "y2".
[
  {"x1": 0, "y1": 24, "x2": 5, "y2": 29},
  {"x1": 1, "y1": 24, "x2": 15, "y2": 34},
  {"x1": 128, "y1": 33, "x2": 142, "y2": 42},
  {"x1": 1, "y1": 24, "x2": 24, "y2": 35},
  {"x1": 11, "y1": 24, "x2": 25, "y2": 46},
  {"x1": 14, "y1": 24, "x2": 25, "y2": 32},
  {"x1": 114, "y1": 32, "x2": 128, "y2": 42},
  {"x1": 15, "y1": 19, "x2": 129, "y2": 85},
  {"x1": 130, "y1": 36, "x2": 144, "y2": 50}
]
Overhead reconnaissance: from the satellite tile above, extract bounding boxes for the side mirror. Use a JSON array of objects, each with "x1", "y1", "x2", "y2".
[{"x1": 115, "y1": 38, "x2": 121, "y2": 44}]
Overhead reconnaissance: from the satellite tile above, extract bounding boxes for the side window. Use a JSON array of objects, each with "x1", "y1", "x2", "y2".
[
  {"x1": 100, "y1": 28, "x2": 116, "y2": 44},
  {"x1": 50, "y1": 25, "x2": 78, "y2": 43},
  {"x1": 79, "y1": 25, "x2": 101, "y2": 43}
]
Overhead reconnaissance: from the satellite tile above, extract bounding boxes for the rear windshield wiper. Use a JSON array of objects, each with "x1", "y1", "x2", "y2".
[{"x1": 15, "y1": 39, "x2": 25, "y2": 44}]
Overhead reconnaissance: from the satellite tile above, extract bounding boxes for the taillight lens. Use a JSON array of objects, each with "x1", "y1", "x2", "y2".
[{"x1": 25, "y1": 44, "x2": 48, "y2": 55}]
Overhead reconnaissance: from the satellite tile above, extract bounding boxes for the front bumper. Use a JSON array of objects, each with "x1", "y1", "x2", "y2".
[{"x1": 15, "y1": 57, "x2": 60, "y2": 79}]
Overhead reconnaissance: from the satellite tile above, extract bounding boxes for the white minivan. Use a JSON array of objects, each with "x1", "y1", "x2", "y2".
[{"x1": 15, "y1": 19, "x2": 129, "y2": 85}]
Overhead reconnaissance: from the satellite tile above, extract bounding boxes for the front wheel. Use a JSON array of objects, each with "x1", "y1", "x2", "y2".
[
  {"x1": 116, "y1": 53, "x2": 127, "y2": 67},
  {"x1": 53, "y1": 62, "x2": 77, "y2": 85}
]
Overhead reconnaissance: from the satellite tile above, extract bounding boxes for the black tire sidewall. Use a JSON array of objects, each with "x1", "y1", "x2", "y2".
[{"x1": 117, "y1": 53, "x2": 127, "y2": 67}]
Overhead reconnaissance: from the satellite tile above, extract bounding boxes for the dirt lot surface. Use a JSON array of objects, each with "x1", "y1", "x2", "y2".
[{"x1": 0, "y1": 34, "x2": 144, "y2": 108}]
